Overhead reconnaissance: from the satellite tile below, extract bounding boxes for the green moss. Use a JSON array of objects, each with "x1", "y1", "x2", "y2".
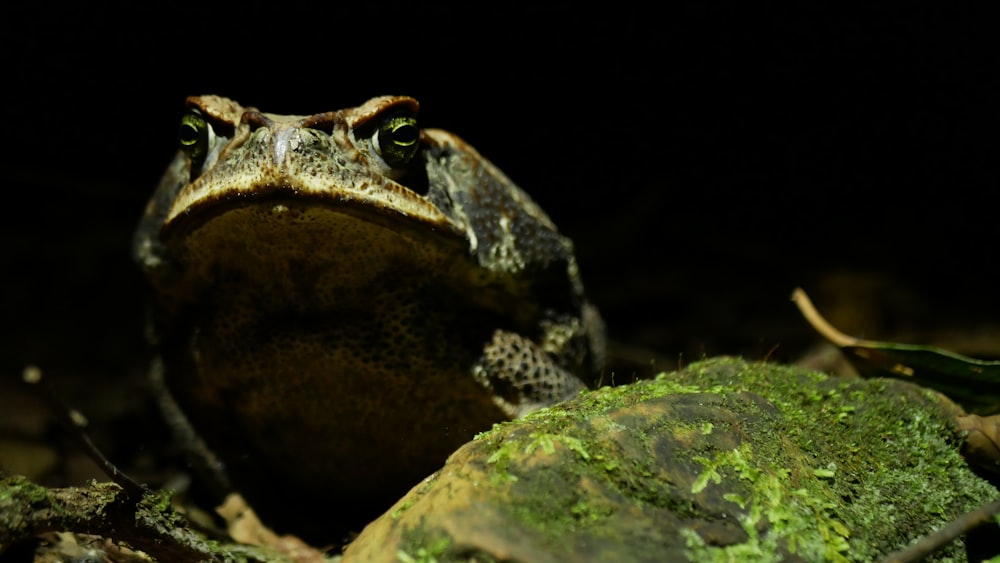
[
  {"x1": 149, "y1": 488, "x2": 174, "y2": 513},
  {"x1": 396, "y1": 525, "x2": 463, "y2": 563},
  {"x1": 360, "y1": 357, "x2": 997, "y2": 561},
  {"x1": 391, "y1": 474, "x2": 439, "y2": 520},
  {"x1": 536, "y1": 358, "x2": 995, "y2": 561},
  {"x1": 0, "y1": 475, "x2": 51, "y2": 505},
  {"x1": 391, "y1": 498, "x2": 417, "y2": 519},
  {"x1": 686, "y1": 443, "x2": 851, "y2": 562},
  {"x1": 668, "y1": 357, "x2": 996, "y2": 560}
]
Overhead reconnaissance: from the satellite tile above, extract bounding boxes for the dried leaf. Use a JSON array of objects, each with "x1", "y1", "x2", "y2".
[
  {"x1": 792, "y1": 288, "x2": 1000, "y2": 414},
  {"x1": 217, "y1": 493, "x2": 329, "y2": 562},
  {"x1": 956, "y1": 414, "x2": 1000, "y2": 474}
]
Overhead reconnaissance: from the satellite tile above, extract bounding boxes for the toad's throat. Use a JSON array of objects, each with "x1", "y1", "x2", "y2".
[
  {"x1": 173, "y1": 199, "x2": 461, "y2": 289},
  {"x1": 156, "y1": 196, "x2": 539, "y2": 323}
]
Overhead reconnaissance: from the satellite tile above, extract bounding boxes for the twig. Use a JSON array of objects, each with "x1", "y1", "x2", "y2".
[
  {"x1": 790, "y1": 288, "x2": 860, "y2": 348},
  {"x1": 880, "y1": 497, "x2": 1000, "y2": 563},
  {"x1": 21, "y1": 365, "x2": 147, "y2": 498},
  {"x1": 0, "y1": 475, "x2": 256, "y2": 561}
]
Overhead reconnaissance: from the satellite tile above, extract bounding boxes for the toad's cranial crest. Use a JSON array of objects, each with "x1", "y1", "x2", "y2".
[{"x1": 133, "y1": 94, "x2": 606, "y2": 536}]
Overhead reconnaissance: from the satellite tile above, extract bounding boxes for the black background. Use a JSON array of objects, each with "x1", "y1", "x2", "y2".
[{"x1": 3, "y1": 3, "x2": 998, "y2": 393}]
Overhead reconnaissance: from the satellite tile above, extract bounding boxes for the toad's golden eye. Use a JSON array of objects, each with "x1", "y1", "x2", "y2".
[
  {"x1": 373, "y1": 114, "x2": 419, "y2": 167},
  {"x1": 178, "y1": 109, "x2": 211, "y2": 165}
]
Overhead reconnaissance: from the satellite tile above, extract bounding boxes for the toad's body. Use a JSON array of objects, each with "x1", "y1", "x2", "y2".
[{"x1": 133, "y1": 95, "x2": 604, "y2": 529}]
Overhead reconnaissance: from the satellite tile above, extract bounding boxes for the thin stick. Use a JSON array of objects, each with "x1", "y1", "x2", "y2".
[
  {"x1": 790, "y1": 287, "x2": 861, "y2": 348},
  {"x1": 22, "y1": 365, "x2": 147, "y2": 498},
  {"x1": 880, "y1": 497, "x2": 1000, "y2": 563}
]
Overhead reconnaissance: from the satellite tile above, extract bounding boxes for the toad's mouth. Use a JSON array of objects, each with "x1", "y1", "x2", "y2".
[
  {"x1": 161, "y1": 186, "x2": 466, "y2": 247},
  {"x1": 161, "y1": 179, "x2": 467, "y2": 245}
]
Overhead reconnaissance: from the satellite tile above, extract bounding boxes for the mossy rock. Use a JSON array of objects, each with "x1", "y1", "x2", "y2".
[{"x1": 343, "y1": 357, "x2": 998, "y2": 562}]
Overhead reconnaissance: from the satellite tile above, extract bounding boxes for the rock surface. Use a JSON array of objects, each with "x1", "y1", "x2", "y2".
[{"x1": 343, "y1": 357, "x2": 998, "y2": 562}]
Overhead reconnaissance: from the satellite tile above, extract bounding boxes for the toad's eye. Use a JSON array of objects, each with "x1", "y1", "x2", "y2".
[
  {"x1": 178, "y1": 109, "x2": 211, "y2": 166},
  {"x1": 372, "y1": 114, "x2": 419, "y2": 167}
]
